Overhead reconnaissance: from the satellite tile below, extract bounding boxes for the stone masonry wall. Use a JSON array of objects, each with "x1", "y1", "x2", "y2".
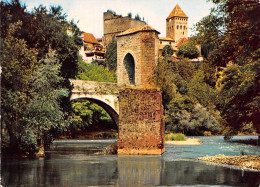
[
  {"x1": 140, "y1": 31, "x2": 158, "y2": 87},
  {"x1": 166, "y1": 17, "x2": 188, "y2": 42},
  {"x1": 103, "y1": 11, "x2": 146, "y2": 47},
  {"x1": 117, "y1": 31, "x2": 159, "y2": 87},
  {"x1": 117, "y1": 26, "x2": 165, "y2": 155},
  {"x1": 118, "y1": 88, "x2": 165, "y2": 155},
  {"x1": 117, "y1": 32, "x2": 142, "y2": 86}
]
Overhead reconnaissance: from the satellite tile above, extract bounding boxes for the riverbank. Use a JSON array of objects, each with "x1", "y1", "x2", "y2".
[
  {"x1": 198, "y1": 155, "x2": 260, "y2": 171},
  {"x1": 166, "y1": 138, "x2": 201, "y2": 145}
]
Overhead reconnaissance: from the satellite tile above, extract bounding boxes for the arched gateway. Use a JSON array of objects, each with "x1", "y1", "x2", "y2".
[{"x1": 71, "y1": 25, "x2": 165, "y2": 155}]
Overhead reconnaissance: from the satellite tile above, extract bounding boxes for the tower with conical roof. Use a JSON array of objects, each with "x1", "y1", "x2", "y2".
[{"x1": 166, "y1": 4, "x2": 188, "y2": 42}]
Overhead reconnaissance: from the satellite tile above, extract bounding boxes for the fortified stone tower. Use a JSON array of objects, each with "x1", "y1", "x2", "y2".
[
  {"x1": 103, "y1": 10, "x2": 146, "y2": 48},
  {"x1": 166, "y1": 4, "x2": 188, "y2": 42},
  {"x1": 116, "y1": 25, "x2": 165, "y2": 155}
]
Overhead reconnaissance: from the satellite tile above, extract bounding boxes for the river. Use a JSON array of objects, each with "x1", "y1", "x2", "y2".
[{"x1": 1, "y1": 136, "x2": 260, "y2": 186}]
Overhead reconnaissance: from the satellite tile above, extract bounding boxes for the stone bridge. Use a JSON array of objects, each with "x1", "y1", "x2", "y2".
[
  {"x1": 70, "y1": 25, "x2": 165, "y2": 155},
  {"x1": 70, "y1": 80, "x2": 119, "y2": 126}
]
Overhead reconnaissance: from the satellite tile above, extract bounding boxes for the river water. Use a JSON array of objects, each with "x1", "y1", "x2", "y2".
[{"x1": 2, "y1": 136, "x2": 260, "y2": 187}]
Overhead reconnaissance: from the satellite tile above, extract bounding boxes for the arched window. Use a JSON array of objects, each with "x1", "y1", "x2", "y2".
[
  {"x1": 123, "y1": 53, "x2": 135, "y2": 84},
  {"x1": 177, "y1": 25, "x2": 179, "y2": 29},
  {"x1": 180, "y1": 25, "x2": 182, "y2": 29}
]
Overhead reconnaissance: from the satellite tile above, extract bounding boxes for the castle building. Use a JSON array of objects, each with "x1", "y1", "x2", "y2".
[
  {"x1": 158, "y1": 4, "x2": 190, "y2": 58},
  {"x1": 103, "y1": 10, "x2": 146, "y2": 49},
  {"x1": 158, "y1": 4, "x2": 202, "y2": 60},
  {"x1": 166, "y1": 4, "x2": 188, "y2": 42}
]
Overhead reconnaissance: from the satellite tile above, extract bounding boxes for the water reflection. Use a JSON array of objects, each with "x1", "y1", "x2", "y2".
[
  {"x1": 2, "y1": 136, "x2": 260, "y2": 187},
  {"x1": 118, "y1": 156, "x2": 162, "y2": 186}
]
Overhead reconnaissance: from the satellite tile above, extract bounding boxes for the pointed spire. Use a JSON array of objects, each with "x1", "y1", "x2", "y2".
[{"x1": 167, "y1": 4, "x2": 188, "y2": 19}]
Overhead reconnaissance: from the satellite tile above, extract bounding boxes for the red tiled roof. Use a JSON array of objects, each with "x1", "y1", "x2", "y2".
[
  {"x1": 117, "y1": 25, "x2": 160, "y2": 37},
  {"x1": 167, "y1": 4, "x2": 188, "y2": 19},
  {"x1": 176, "y1": 37, "x2": 190, "y2": 47},
  {"x1": 83, "y1": 32, "x2": 98, "y2": 44}
]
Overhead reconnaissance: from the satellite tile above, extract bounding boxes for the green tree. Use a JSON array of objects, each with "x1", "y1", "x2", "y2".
[
  {"x1": 1, "y1": 0, "x2": 83, "y2": 116},
  {"x1": 177, "y1": 42, "x2": 200, "y2": 59},
  {"x1": 162, "y1": 45, "x2": 174, "y2": 57},
  {"x1": 0, "y1": 0, "x2": 83, "y2": 156},
  {"x1": 77, "y1": 59, "x2": 117, "y2": 83},
  {"x1": 105, "y1": 36, "x2": 117, "y2": 71},
  {"x1": 68, "y1": 100, "x2": 116, "y2": 137},
  {"x1": 156, "y1": 53, "x2": 221, "y2": 134},
  {"x1": 194, "y1": 0, "x2": 260, "y2": 134},
  {"x1": 26, "y1": 52, "x2": 69, "y2": 149},
  {"x1": 1, "y1": 22, "x2": 40, "y2": 155},
  {"x1": 216, "y1": 57, "x2": 259, "y2": 133},
  {"x1": 1, "y1": 22, "x2": 68, "y2": 156}
]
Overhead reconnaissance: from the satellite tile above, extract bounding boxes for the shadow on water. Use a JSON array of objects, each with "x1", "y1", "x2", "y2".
[{"x1": 2, "y1": 136, "x2": 260, "y2": 187}]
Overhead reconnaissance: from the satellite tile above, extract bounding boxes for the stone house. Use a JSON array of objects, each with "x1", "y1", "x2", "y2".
[{"x1": 79, "y1": 32, "x2": 105, "y2": 63}]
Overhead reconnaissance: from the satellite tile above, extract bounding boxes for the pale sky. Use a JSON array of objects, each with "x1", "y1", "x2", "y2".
[{"x1": 18, "y1": 0, "x2": 214, "y2": 38}]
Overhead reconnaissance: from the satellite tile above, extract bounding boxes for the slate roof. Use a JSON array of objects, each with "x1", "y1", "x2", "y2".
[
  {"x1": 117, "y1": 25, "x2": 160, "y2": 37},
  {"x1": 167, "y1": 4, "x2": 188, "y2": 19},
  {"x1": 83, "y1": 32, "x2": 98, "y2": 44}
]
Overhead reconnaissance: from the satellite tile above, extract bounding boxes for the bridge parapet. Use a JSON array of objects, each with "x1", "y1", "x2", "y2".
[{"x1": 70, "y1": 80, "x2": 119, "y2": 95}]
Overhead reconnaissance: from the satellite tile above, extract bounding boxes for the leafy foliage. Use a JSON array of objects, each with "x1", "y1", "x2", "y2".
[
  {"x1": 156, "y1": 55, "x2": 222, "y2": 135},
  {"x1": 105, "y1": 36, "x2": 117, "y2": 71},
  {"x1": 165, "y1": 133, "x2": 186, "y2": 141},
  {"x1": 177, "y1": 42, "x2": 200, "y2": 59},
  {"x1": 1, "y1": 22, "x2": 68, "y2": 156},
  {"x1": 76, "y1": 60, "x2": 117, "y2": 83},
  {"x1": 26, "y1": 52, "x2": 69, "y2": 149},
  {"x1": 1, "y1": 1, "x2": 82, "y2": 79},
  {"x1": 1, "y1": 22, "x2": 40, "y2": 155},
  {"x1": 68, "y1": 100, "x2": 117, "y2": 138},
  {"x1": 194, "y1": 0, "x2": 260, "y2": 133},
  {"x1": 0, "y1": 0, "x2": 82, "y2": 156},
  {"x1": 162, "y1": 45, "x2": 174, "y2": 57}
]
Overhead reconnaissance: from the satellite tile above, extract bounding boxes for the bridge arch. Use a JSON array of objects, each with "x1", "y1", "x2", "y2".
[
  {"x1": 71, "y1": 97, "x2": 119, "y2": 127},
  {"x1": 123, "y1": 53, "x2": 135, "y2": 85}
]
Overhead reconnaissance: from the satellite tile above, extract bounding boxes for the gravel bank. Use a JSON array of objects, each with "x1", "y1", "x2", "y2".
[{"x1": 198, "y1": 154, "x2": 260, "y2": 171}]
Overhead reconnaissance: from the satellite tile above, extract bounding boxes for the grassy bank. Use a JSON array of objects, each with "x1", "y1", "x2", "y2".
[{"x1": 165, "y1": 133, "x2": 186, "y2": 141}]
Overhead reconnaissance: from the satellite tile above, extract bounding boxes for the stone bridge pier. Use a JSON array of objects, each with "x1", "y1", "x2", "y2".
[{"x1": 116, "y1": 25, "x2": 165, "y2": 155}]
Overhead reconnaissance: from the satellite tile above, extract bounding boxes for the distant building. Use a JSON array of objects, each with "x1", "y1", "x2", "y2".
[
  {"x1": 103, "y1": 10, "x2": 146, "y2": 48},
  {"x1": 79, "y1": 32, "x2": 105, "y2": 63},
  {"x1": 159, "y1": 4, "x2": 202, "y2": 61},
  {"x1": 166, "y1": 4, "x2": 188, "y2": 42}
]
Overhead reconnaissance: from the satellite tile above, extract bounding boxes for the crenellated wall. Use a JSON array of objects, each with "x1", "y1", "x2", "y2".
[{"x1": 103, "y1": 11, "x2": 146, "y2": 48}]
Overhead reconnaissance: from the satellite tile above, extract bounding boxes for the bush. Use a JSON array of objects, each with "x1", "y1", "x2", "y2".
[
  {"x1": 177, "y1": 42, "x2": 200, "y2": 59},
  {"x1": 223, "y1": 132, "x2": 233, "y2": 140},
  {"x1": 165, "y1": 133, "x2": 186, "y2": 141},
  {"x1": 76, "y1": 60, "x2": 117, "y2": 83},
  {"x1": 203, "y1": 131, "x2": 212, "y2": 136}
]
